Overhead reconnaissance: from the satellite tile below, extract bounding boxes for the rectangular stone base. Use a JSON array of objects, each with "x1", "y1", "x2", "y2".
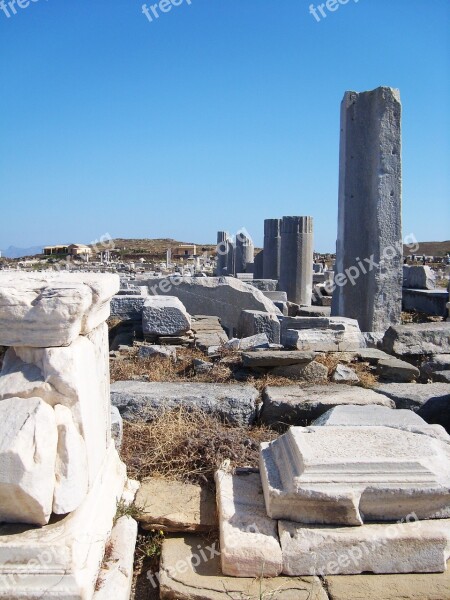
[
  {"x1": 279, "y1": 519, "x2": 450, "y2": 576},
  {"x1": 0, "y1": 445, "x2": 126, "y2": 599}
]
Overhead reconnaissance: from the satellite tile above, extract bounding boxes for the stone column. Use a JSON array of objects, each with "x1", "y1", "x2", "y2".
[
  {"x1": 263, "y1": 219, "x2": 281, "y2": 281},
  {"x1": 331, "y1": 87, "x2": 402, "y2": 332},
  {"x1": 254, "y1": 250, "x2": 264, "y2": 279},
  {"x1": 235, "y1": 233, "x2": 254, "y2": 274},
  {"x1": 227, "y1": 239, "x2": 235, "y2": 276},
  {"x1": 279, "y1": 216, "x2": 314, "y2": 306},
  {"x1": 216, "y1": 231, "x2": 229, "y2": 276}
]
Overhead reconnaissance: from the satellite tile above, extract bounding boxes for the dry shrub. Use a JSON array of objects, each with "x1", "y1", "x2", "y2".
[
  {"x1": 315, "y1": 352, "x2": 378, "y2": 389},
  {"x1": 120, "y1": 407, "x2": 277, "y2": 485}
]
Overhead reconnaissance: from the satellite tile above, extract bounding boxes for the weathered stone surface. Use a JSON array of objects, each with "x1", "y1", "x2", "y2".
[
  {"x1": 0, "y1": 397, "x2": 57, "y2": 526},
  {"x1": 313, "y1": 405, "x2": 450, "y2": 441},
  {"x1": 137, "y1": 276, "x2": 281, "y2": 335},
  {"x1": 0, "y1": 348, "x2": 55, "y2": 404},
  {"x1": 422, "y1": 354, "x2": 450, "y2": 377},
  {"x1": 237, "y1": 310, "x2": 281, "y2": 344},
  {"x1": 298, "y1": 306, "x2": 332, "y2": 317},
  {"x1": 111, "y1": 405, "x2": 123, "y2": 450},
  {"x1": 403, "y1": 288, "x2": 449, "y2": 317},
  {"x1": 263, "y1": 218, "x2": 281, "y2": 281},
  {"x1": 403, "y1": 265, "x2": 436, "y2": 290},
  {"x1": 0, "y1": 445, "x2": 126, "y2": 599},
  {"x1": 376, "y1": 357, "x2": 419, "y2": 382},
  {"x1": 242, "y1": 350, "x2": 315, "y2": 368},
  {"x1": 238, "y1": 333, "x2": 270, "y2": 351},
  {"x1": 332, "y1": 364, "x2": 360, "y2": 383},
  {"x1": 356, "y1": 348, "x2": 393, "y2": 364},
  {"x1": 272, "y1": 361, "x2": 328, "y2": 383},
  {"x1": 279, "y1": 216, "x2": 314, "y2": 306},
  {"x1": 280, "y1": 518, "x2": 450, "y2": 576},
  {"x1": 53, "y1": 404, "x2": 88, "y2": 515},
  {"x1": 159, "y1": 535, "x2": 327, "y2": 600},
  {"x1": 111, "y1": 381, "x2": 258, "y2": 426},
  {"x1": 418, "y1": 394, "x2": 450, "y2": 434},
  {"x1": 110, "y1": 295, "x2": 145, "y2": 321},
  {"x1": 331, "y1": 87, "x2": 402, "y2": 332},
  {"x1": 215, "y1": 469, "x2": 282, "y2": 577},
  {"x1": 282, "y1": 316, "x2": 364, "y2": 352},
  {"x1": 136, "y1": 478, "x2": 216, "y2": 533},
  {"x1": 13, "y1": 336, "x2": 109, "y2": 487},
  {"x1": 325, "y1": 565, "x2": 450, "y2": 600},
  {"x1": 93, "y1": 516, "x2": 138, "y2": 600},
  {"x1": 137, "y1": 344, "x2": 177, "y2": 360},
  {"x1": 0, "y1": 272, "x2": 119, "y2": 347},
  {"x1": 193, "y1": 358, "x2": 214, "y2": 374},
  {"x1": 382, "y1": 322, "x2": 450, "y2": 356},
  {"x1": 374, "y1": 383, "x2": 450, "y2": 411},
  {"x1": 260, "y1": 426, "x2": 450, "y2": 525},
  {"x1": 260, "y1": 384, "x2": 394, "y2": 427},
  {"x1": 432, "y1": 370, "x2": 450, "y2": 383},
  {"x1": 142, "y1": 296, "x2": 191, "y2": 337}
]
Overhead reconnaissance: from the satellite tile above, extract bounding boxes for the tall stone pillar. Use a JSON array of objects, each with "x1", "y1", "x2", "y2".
[
  {"x1": 227, "y1": 240, "x2": 235, "y2": 276},
  {"x1": 279, "y1": 216, "x2": 314, "y2": 306},
  {"x1": 235, "y1": 233, "x2": 254, "y2": 274},
  {"x1": 216, "y1": 231, "x2": 229, "y2": 276},
  {"x1": 331, "y1": 87, "x2": 402, "y2": 332},
  {"x1": 254, "y1": 250, "x2": 264, "y2": 279},
  {"x1": 263, "y1": 219, "x2": 281, "y2": 281}
]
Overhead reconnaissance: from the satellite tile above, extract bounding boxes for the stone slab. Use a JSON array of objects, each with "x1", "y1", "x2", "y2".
[
  {"x1": 237, "y1": 310, "x2": 281, "y2": 344},
  {"x1": 0, "y1": 272, "x2": 119, "y2": 347},
  {"x1": 260, "y1": 384, "x2": 394, "y2": 428},
  {"x1": 325, "y1": 565, "x2": 450, "y2": 600},
  {"x1": 215, "y1": 469, "x2": 282, "y2": 577},
  {"x1": 242, "y1": 350, "x2": 315, "y2": 368},
  {"x1": 279, "y1": 518, "x2": 450, "y2": 576},
  {"x1": 159, "y1": 535, "x2": 328, "y2": 600},
  {"x1": 382, "y1": 323, "x2": 450, "y2": 356},
  {"x1": 312, "y1": 405, "x2": 450, "y2": 441},
  {"x1": 356, "y1": 348, "x2": 394, "y2": 364},
  {"x1": 142, "y1": 296, "x2": 191, "y2": 337},
  {"x1": 260, "y1": 426, "x2": 450, "y2": 525},
  {"x1": 272, "y1": 361, "x2": 329, "y2": 383},
  {"x1": 403, "y1": 265, "x2": 436, "y2": 290},
  {"x1": 110, "y1": 295, "x2": 146, "y2": 321},
  {"x1": 332, "y1": 364, "x2": 360, "y2": 383},
  {"x1": 110, "y1": 381, "x2": 258, "y2": 426},
  {"x1": 93, "y1": 516, "x2": 138, "y2": 600},
  {"x1": 136, "y1": 478, "x2": 217, "y2": 533},
  {"x1": 376, "y1": 357, "x2": 419, "y2": 382},
  {"x1": 374, "y1": 383, "x2": 450, "y2": 411}
]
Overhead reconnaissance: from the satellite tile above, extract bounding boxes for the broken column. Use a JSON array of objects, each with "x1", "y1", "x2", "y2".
[
  {"x1": 279, "y1": 216, "x2": 314, "y2": 306},
  {"x1": 0, "y1": 272, "x2": 127, "y2": 599},
  {"x1": 227, "y1": 239, "x2": 235, "y2": 276},
  {"x1": 216, "y1": 231, "x2": 229, "y2": 275},
  {"x1": 331, "y1": 87, "x2": 403, "y2": 332},
  {"x1": 235, "y1": 232, "x2": 254, "y2": 274},
  {"x1": 263, "y1": 218, "x2": 281, "y2": 281}
]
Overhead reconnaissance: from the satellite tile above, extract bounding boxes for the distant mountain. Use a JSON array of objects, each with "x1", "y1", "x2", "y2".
[
  {"x1": 1, "y1": 245, "x2": 43, "y2": 259},
  {"x1": 403, "y1": 241, "x2": 450, "y2": 258}
]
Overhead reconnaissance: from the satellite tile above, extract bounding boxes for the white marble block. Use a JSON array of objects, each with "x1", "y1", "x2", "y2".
[
  {"x1": 0, "y1": 272, "x2": 119, "y2": 347},
  {"x1": 215, "y1": 469, "x2": 282, "y2": 578},
  {"x1": 0, "y1": 397, "x2": 57, "y2": 526},
  {"x1": 53, "y1": 404, "x2": 88, "y2": 515},
  {"x1": 260, "y1": 426, "x2": 450, "y2": 526}
]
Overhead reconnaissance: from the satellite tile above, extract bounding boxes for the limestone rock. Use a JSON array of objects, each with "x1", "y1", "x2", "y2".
[
  {"x1": 356, "y1": 348, "x2": 394, "y2": 364},
  {"x1": 0, "y1": 272, "x2": 119, "y2": 347},
  {"x1": 53, "y1": 404, "x2": 88, "y2": 515},
  {"x1": 332, "y1": 364, "x2": 360, "y2": 383},
  {"x1": 403, "y1": 265, "x2": 436, "y2": 290},
  {"x1": 110, "y1": 295, "x2": 146, "y2": 321},
  {"x1": 242, "y1": 350, "x2": 315, "y2": 368},
  {"x1": 159, "y1": 535, "x2": 328, "y2": 600},
  {"x1": 374, "y1": 383, "x2": 450, "y2": 411},
  {"x1": 193, "y1": 358, "x2": 213, "y2": 374},
  {"x1": 137, "y1": 344, "x2": 177, "y2": 360},
  {"x1": 136, "y1": 276, "x2": 281, "y2": 335},
  {"x1": 260, "y1": 384, "x2": 394, "y2": 428},
  {"x1": 282, "y1": 316, "x2": 364, "y2": 352},
  {"x1": 325, "y1": 565, "x2": 450, "y2": 600},
  {"x1": 0, "y1": 397, "x2": 57, "y2": 526},
  {"x1": 421, "y1": 354, "x2": 450, "y2": 377},
  {"x1": 111, "y1": 381, "x2": 258, "y2": 426},
  {"x1": 312, "y1": 405, "x2": 450, "y2": 442},
  {"x1": 215, "y1": 469, "x2": 282, "y2": 577},
  {"x1": 142, "y1": 296, "x2": 191, "y2": 337},
  {"x1": 110, "y1": 406, "x2": 123, "y2": 450},
  {"x1": 237, "y1": 310, "x2": 281, "y2": 344},
  {"x1": 376, "y1": 357, "x2": 419, "y2": 382},
  {"x1": 382, "y1": 322, "x2": 450, "y2": 356},
  {"x1": 272, "y1": 361, "x2": 328, "y2": 383},
  {"x1": 0, "y1": 348, "x2": 55, "y2": 404},
  {"x1": 136, "y1": 478, "x2": 216, "y2": 533},
  {"x1": 238, "y1": 333, "x2": 270, "y2": 351},
  {"x1": 279, "y1": 518, "x2": 450, "y2": 576},
  {"x1": 260, "y1": 426, "x2": 450, "y2": 525}
]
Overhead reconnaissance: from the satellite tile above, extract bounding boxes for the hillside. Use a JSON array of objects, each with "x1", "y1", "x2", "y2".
[
  {"x1": 403, "y1": 241, "x2": 450, "y2": 258},
  {"x1": 110, "y1": 238, "x2": 216, "y2": 260}
]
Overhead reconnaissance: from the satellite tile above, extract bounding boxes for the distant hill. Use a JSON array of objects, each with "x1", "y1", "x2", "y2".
[
  {"x1": 1, "y1": 245, "x2": 43, "y2": 259},
  {"x1": 403, "y1": 241, "x2": 450, "y2": 257},
  {"x1": 110, "y1": 238, "x2": 216, "y2": 259}
]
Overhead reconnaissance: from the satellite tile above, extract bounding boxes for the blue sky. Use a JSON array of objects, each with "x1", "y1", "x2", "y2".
[{"x1": 0, "y1": 0, "x2": 449, "y2": 252}]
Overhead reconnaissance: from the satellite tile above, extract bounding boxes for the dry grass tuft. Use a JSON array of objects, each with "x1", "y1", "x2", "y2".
[{"x1": 120, "y1": 407, "x2": 277, "y2": 485}]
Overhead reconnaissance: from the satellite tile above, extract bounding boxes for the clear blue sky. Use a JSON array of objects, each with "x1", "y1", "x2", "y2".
[{"x1": 0, "y1": 0, "x2": 449, "y2": 252}]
